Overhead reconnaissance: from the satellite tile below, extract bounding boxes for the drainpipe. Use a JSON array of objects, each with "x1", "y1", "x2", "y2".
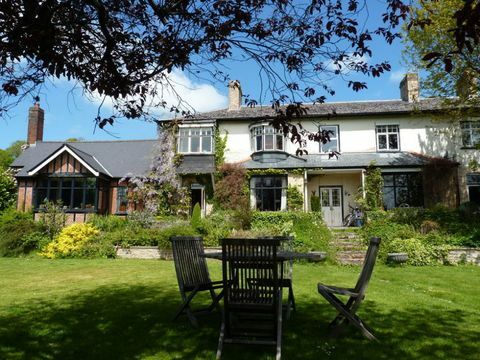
[
  {"x1": 361, "y1": 169, "x2": 366, "y2": 199},
  {"x1": 304, "y1": 170, "x2": 308, "y2": 212}
]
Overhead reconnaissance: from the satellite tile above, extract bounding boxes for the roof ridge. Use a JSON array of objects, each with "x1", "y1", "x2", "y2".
[{"x1": 40, "y1": 139, "x2": 157, "y2": 144}]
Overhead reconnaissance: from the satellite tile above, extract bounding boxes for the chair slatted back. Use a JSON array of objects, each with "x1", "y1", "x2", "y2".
[
  {"x1": 222, "y1": 238, "x2": 282, "y2": 310},
  {"x1": 353, "y1": 237, "x2": 381, "y2": 302},
  {"x1": 171, "y1": 236, "x2": 211, "y2": 291}
]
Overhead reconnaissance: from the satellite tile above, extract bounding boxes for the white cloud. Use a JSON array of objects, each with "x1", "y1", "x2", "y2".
[
  {"x1": 389, "y1": 70, "x2": 406, "y2": 83},
  {"x1": 88, "y1": 70, "x2": 228, "y2": 117},
  {"x1": 325, "y1": 54, "x2": 370, "y2": 74}
]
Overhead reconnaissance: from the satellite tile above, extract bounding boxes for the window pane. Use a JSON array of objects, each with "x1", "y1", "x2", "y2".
[
  {"x1": 378, "y1": 135, "x2": 387, "y2": 149},
  {"x1": 73, "y1": 188, "x2": 84, "y2": 209},
  {"x1": 61, "y1": 188, "x2": 72, "y2": 208},
  {"x1": 274, "y1": 189, "x2": 282, "y2": 210},
  {"x1": 85, "y1": 188, "x2": 96, "y2": 210},
  {"x1": 38, "y1": 179, "x2": 48, "y2": 187},
  {"x1": 322, "y1": 139, "x2": 338, "y2": 152},
  {"x1": 383, "y1": 187, "x2": 395, "y2": 210},
  {"x1": 202, "y1": 136, "x2": 212, "y2": 153},
  {"x1": 36, "y1": 189, "x2": 48, "y2": 207},
  {"x1": 190, "y1": 137, "x2": 200, "y2": 152},
  {"x1": 74, "y1": 178, "x2": 84, "y2": 188},
  {"x1": 49, "y1": 188, "x2": 60, "y2": 203},
  {"x1": 255, "y1": 135, "x2": 263, "y2": 151},
  {"x1": 276, "y1": 135, "x2": 283, "y2": 150},
  {"x1": 179, "y1": 137, "x2": 188, "y2": 153},
  {"x1": 262, "y1": 189, "x2": 275, "y2": 211},
  {"x1": 255, "y1": 189, "x2": 262, "y2": 209},
  {"x1": 50, "y1": 179, "x2": 59, "y2": 188},
  {"x1": 265, "y1": 134, "x2": 274, "y2": 150},
  {"x1": 395, "y1": 174, "x2": 408, "y2": 187},
  {"x1": 377, "y1": 125, "x2": 386, "y2": 133},
  {"x1": 395, "y1": 187, "x2": 409, "y2": 206},
  {"x1": 321, "y1": 189, "x2": 330, "y2": 207},
  {"x1": 388, "y1": 125, "x2": 398, "y2": 133},
  {"x1": 62, "y1": 179, "x2": 73, "y2": 188},
  {"x1": 388, "y1": 134, "x2": 398, "y2": 149},
  {"x1": 383, "y1": 175, "x2": 394, "y2": 186},
  {"x1": 332, "y1": 189, "x2": 341, "y2": 206},
  {"x1": 86, "y1": 178, "x2": 96, "y2": 188}
]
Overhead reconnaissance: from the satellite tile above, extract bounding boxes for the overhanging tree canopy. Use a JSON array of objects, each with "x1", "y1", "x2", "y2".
[{"x1": 0, "y1": 0, "x2": 409, "y2": 128}]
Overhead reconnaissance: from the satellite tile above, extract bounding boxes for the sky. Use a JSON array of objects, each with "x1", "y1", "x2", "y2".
[{"x1": 0, "y1": 3, "x2": 410, "y2": 150}]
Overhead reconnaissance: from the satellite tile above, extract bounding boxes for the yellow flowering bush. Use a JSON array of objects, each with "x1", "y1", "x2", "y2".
[{"x1": 40, "y1": 223, "x2": 100, "y2": 259}]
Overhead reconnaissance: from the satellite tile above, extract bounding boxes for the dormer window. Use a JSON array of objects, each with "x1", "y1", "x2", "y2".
[
  {"x1": 251, "y1": 125, "x2": 284, "y2": 152},
  {"x1": 178, "y1": 127, "x2": 213, "y2": 154}
]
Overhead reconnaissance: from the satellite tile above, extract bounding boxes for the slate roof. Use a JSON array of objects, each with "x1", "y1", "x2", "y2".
[
  {"x1": 12, "y1": 140, "x2": 157, "y2": 178},
  {"x1": 176, "y1": 155, "x2": 216, "y2": 174},
  {"x1": 243, "y1": 151, "x2": 432, "y2": 170},
  {"x1": 185, "y1": 98, "x2": 446, "y2": 121}
]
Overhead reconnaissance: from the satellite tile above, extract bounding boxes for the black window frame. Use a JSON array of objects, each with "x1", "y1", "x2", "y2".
[
  {"x1": 250, "y1": 175, "x2": 287, "y2": 211},
  {"x1": 376, "y1": 124, "x2": 400, "y2": 152},
  {"x1": 382, "y1": 172, "x2": 424, "y2": 210},
  {"x1": 34, "y1": 176, "x2": 98, "y2": 212}
]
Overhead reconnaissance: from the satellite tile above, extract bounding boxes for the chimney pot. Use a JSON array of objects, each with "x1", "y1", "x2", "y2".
[
  {"x1": 27, "y1": 103, "x2": 44, "y2": 145},
  {"x1": 228, "y1": 80, "x2": 242, "y2": 111},
  {"x1": 400, "y1": 73, "x2": 419, "y2": 102}
]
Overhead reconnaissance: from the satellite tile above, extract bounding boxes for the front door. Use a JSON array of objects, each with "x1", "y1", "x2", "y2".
[{"x1": 319, "y1": 187, "x2": 343, "y2": 227}]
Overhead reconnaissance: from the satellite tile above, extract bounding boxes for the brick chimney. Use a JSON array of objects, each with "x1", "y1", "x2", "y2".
[
  {"x1": 228, "y1": 80, "x2": 242, "y2": 111},
  {"x1": 27, "y1": 102, "x2": 44, "y2": 145},
  {"x1": 400, "y1": 73, "x2": 419, "y2": 102}
]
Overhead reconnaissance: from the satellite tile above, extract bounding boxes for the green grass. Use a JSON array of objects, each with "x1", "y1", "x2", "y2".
[{"x1": 0, "y1": 258, "x2": 479, "y2": 359}]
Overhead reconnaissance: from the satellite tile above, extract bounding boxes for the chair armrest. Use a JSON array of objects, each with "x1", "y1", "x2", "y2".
[{"x1": 317, "y1": 283, "x2": 359, "y2": 297}]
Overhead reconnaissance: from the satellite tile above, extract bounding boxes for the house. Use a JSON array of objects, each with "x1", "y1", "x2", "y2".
[
  {"x1": 11, "y1": 74, "x2": 480, "y2": 226},
  {"x1": 11, "y1": 104, "x2": 157, "y2": 223},
  {"x1": 171, "y1": 74, "x2": 480, "y2": 226}
]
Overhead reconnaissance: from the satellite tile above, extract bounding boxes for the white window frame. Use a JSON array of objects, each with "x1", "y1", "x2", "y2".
[
  {"x1": 376, "y1": 124, "x2": 400, "y2": 151},
  {"x1": 177, "y1": 127, "x2": 213, "y2": 154},
  {"x1": 319, "y1": 125, "x2": 340, "y2": 153},
  {"x1": 250, "y1": 125, "x2": 284, "y2": 152},
  {"x1": 461, "y1": 121, "x2": 480, "y2": 148}
]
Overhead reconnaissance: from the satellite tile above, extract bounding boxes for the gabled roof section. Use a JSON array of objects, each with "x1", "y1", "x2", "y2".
[
  {"x1": 27, "y1": 144, "x2": 107, "y2": 177},
  {"x1": 12, "y1": 140, "x2": 157, "y2": 178}
]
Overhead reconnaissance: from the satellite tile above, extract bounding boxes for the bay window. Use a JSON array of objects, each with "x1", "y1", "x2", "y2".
[
  {"x1": 251, "y1": 125, "x2": 284, "y2": 152},
  {"x1": 250, "y1": 176, "x2": 287, "y2": 211},
  {"x1": 382, "y1": 173, "x2": 423, "y2": 210}
]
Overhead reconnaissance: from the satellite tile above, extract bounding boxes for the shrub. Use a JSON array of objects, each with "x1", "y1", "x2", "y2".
[
  {"x1": 100, "y1": 224, "x2": 197, "y2": 249},
  {"x1": 251, "y1": 212, "x2": 331, "y2": 252},
  {"x1": 38, "y1": 201, "x2": 66, "y2": 239},
  {"x1": 128, "y1": 210, "x2": 155, "y2": 228},
  {"x1": 197, "y1": 210, "x2": 236, "y2": 247},
  {"x1": 387, "y1": 238, "x2": 450, "y2": 266},
  {"x1": 214, "y1": 163, "x2": 248, "y2": 211},
  {"x1": 0, "y1": 170, "x2": 16, "y2": 212},
  {"x1": 310, "y1": 192, "x2": 320, "y2": 212},
  {"x1": 191, "y1": 203, "x2": 202, "y2": 230},
  {"x1": 0, "y1": 209, "x2": 44, "y2": 256},
  {"x1": 287, "y1": 185, "x2": 303, "y2": 211},
  {"x1": 40, "y1": 223, "x2": 100, "y2": 259},
  {"x1": 390, "y1": 207, "x2": 425, "y2": 228},
  {"x1": 88, "y1": 214, "x2": 128, "y2": 232},
  {"x1": 420, "y1": 220, "x2": 440, "y2": 234}
]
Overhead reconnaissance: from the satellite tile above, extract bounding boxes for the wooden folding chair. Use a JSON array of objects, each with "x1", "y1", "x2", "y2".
[
  {"x1": 216, "y1": 238, "x2": 283, "y2": 360},
  {"x1": 170, "y1": 236, "x2": 223, "y2": 327},
  {"x1": 317, "y1": 237, "x2": 381, "y2": 341}
]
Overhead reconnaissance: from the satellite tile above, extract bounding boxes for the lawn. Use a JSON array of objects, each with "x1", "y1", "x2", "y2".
[{"x1": 0, "y1": 258, "x2": 479, "y2": 360}]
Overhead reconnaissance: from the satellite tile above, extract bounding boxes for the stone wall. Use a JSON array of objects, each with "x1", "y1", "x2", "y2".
[
  {"x1": 447, "y1": 248, "x2": 480, "y2": 265},
  {"x1": 116, "y1": 246, "x2": 173, "y2": 260}
]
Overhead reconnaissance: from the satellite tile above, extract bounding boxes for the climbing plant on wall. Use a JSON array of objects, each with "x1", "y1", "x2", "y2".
[
  {"x1": 124, "y1": 123, "x2": 190, "y2": 217},
  {"x1": 357, "y1": 162, "x2": 384, "y2": 211}
]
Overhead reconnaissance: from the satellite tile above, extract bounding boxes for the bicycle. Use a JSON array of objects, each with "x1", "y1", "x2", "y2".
[{"x1": 342, "y1": 205, "x2": 363, "y2": 227}]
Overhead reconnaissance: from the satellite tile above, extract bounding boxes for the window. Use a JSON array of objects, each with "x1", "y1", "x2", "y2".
[
  {"x1": 466, "y1": 173, "x2": 480, "y2": 204},
  {"x1": 376, "y1": 125, "x2": 399, "y2": 151},
  {"x1": 250, "y1": 125, "x2": 284, "y2": 152},
  {"x1": 177, "y1": 127, "x2": 213, "y2": 153},
  {"x1": 461, "y1": 122, "x2": 480, "y2": 148},
  {"x1": 34, "y1": 177, "x2": 97, "y2": 211},
  {"x1": 319, "y1": 125, "x2": 339, "y2": 153},
  {"x1": 251, "y1": 176, "x2": 287, "y2": 211},
  {"x1": 116, "y1": 186, "x2": 128, "y2": 213},
  {"x1": 382, "y1": 173, "x2": 423, "y2": 210}
]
